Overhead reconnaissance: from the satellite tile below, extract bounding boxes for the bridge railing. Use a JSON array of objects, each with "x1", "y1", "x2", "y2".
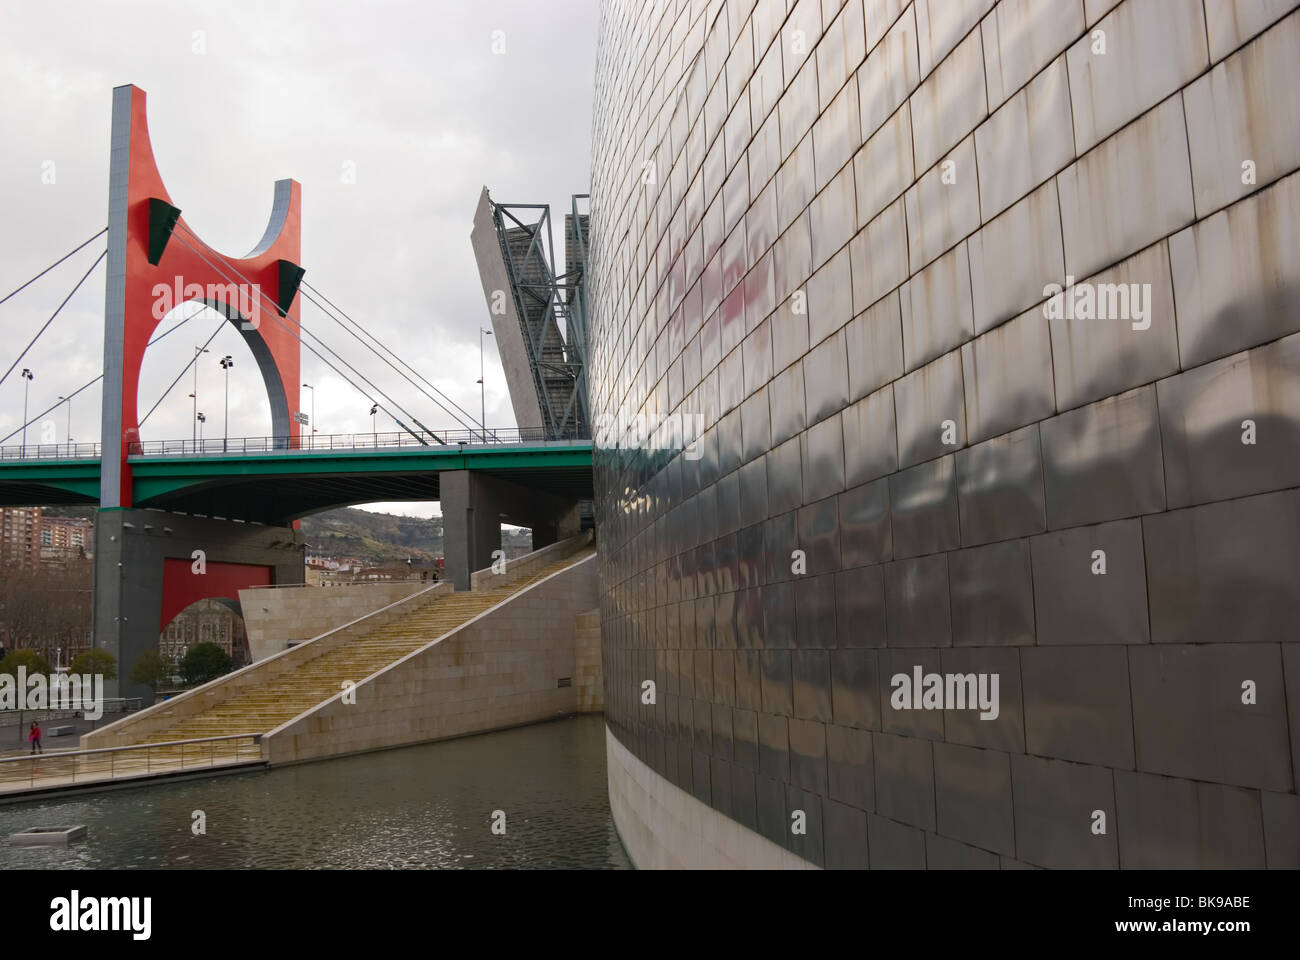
[
  {"x1": 126, "y1": 428, "x2": 589, "y2": 456},
  {"x1": 0, "y1": 441, "x2": 101, "y2": 460},
  {"x1": 0, "y1": 429, "x2": 591, "y2": 461}
]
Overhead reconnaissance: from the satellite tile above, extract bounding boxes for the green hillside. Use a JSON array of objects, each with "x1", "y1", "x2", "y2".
[{"x1": 300, "y1": 509, "x2": 444, "y2": 563}]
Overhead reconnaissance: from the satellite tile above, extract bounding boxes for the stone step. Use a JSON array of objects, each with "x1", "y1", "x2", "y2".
[{"x1": 132, "y1": 548, "x2": 595, "y2": 746}]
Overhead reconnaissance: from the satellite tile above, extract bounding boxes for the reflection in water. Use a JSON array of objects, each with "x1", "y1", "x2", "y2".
[{"x1": 0, "y1": 715, "x2": 630, "y2": 869}]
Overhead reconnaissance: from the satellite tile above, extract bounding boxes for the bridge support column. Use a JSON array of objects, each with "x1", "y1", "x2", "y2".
[
  {"x1": 440, "y1": 470, "x2": 582, "y2": 590},
  {"x1": 92, "y1": 509, "x2": 304, "y2": 705}
]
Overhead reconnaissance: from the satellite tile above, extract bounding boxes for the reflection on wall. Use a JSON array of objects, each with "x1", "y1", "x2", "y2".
[{"x1": 589, "y1": 0, "x2": 1300, "y2": 868}]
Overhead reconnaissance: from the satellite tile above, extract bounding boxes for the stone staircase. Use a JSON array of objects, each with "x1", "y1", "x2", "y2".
[{"x1": 131, "y1": 547, "x2": 597, "y2": 745}]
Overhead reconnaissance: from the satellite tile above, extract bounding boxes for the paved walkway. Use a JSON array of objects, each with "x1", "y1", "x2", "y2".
[
  {"x1": 0, "y1": 712, "x2": 140, "y2": 758},
  {"x1": 0, "y1": 737, "x2": 263, "y2": 797}
]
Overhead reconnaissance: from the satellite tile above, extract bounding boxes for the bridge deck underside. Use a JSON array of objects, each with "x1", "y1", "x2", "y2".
[
  {"x1": 0, "y1": 481, "x2": 99, "y2": 506},
  {"x1": 135, "y1": 467, "x2": 592, "y2": 523}
]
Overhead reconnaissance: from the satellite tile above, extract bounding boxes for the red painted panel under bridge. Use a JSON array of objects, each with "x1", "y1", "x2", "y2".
[{"x1": 159, "y1": 557, "x2": 272, "y2": 632}]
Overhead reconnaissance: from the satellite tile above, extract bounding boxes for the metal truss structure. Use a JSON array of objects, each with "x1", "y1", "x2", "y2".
[{"x1": 487, "y1": 197, "x2": 590, "y2": 440}]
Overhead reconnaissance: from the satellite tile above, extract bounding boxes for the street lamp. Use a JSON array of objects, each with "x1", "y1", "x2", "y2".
[
  {"x1": 19, "y1": 368, "x2": 33, "y2": 456},
  {"x1": 58, "y1": 394, "x2": 72, "y2": 450},
  {"x1": 219, "y1": 355, "x2": 233, "y2": 452},
  {"x1": 192, "y1": 345, "x2": 209, "y2": 444},
  {"x1": 196, "y1": 411, "x2": 206, "y2": 445},
  {"x1": 302, "y1": 382, "x2": 315, "y2": 448},
  {"x1": 478, "y1": 327, "x2": 493, "y2": 442},
  {"x1": 370, "y1": 403, "x2": 379, "y2": 446}
]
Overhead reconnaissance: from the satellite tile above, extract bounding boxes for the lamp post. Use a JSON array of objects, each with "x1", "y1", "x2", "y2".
[
  {"x1": 191, "y1": 345, "x2": 208, "y2": 444},
  {"x1": 370, "y1": 403, "x2": 378, "y2": 446},
  {"x1": 302, "y1": 382, "x2": 315, "y2": 448},
  {"x1": 478, "y1": 327, "x2": 493, "y2": 442},
  {"x1": 20, "y1": 368, "x2": 33, "y2": 456},
  {"x1": 219, "y1": 355, "x2": 233, "y2": 452},
  {"x1": 196, "y1": 412, "x2": 206, "y2": 445},
  {"x1": 58, "y1": 394, "x2": 72, "y2": 450}
]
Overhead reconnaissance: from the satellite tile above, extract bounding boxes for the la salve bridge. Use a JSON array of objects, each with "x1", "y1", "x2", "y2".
[{"x1": 0, "y1": 85, "x2": 594, "y2": 706}]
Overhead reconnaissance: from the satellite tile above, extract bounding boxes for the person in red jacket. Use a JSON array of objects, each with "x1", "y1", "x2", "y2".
[{"x1": 29, "y1": 721, "x2": 42, "y2": 754}]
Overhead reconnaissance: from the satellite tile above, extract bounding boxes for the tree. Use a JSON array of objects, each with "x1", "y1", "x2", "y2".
[
  {"x1": 0, "y1": 558, "x2": 92, "y2": 658},
  {"x1": 128, "y1": 650, "x2": 169, "y2": 692},
  {"x1": 69, "y1": 648, "x2": 117, "y2": 679},
  {"x1": 179, "y1": 642, "x2": 234, "y2": 686},
  {"x1": 0, "y1": 648, "x2": 52, "y2": 678}
]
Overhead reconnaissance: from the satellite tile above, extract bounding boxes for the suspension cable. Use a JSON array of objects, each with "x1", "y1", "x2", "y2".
[
  {"x1": 0, "y1": 301, "x2": 214, "y2": 446},
  {"x1": 298, "y1": 287, "x2": 477, "y2": 434},
  {"x1": 0, "y1": 374, "x2": 101, "y2": 447},
  {"x1": 169, "y1": 226, "x2": 402, "y2": 426},
  {"x1": 0, "y1": 228, "x2": 107, "y2": 309},
  {"x1": 168, "y1": 224, "x2": 433, "y2": 441},
  {"x1": 138, "y1": 304, "x2": 226, "y2": 427},
  {"x1": 301, "y1": 280, "x2": 481, "y2": 430},
  {"x1": 1, "y1": 227, "x2": 475, "y2": 448},
  {"x1": 0, "y1": 249, "x2": 106, "y2": 390},
  {"x1": 149, "y1": 302, "x2": 209, "y2": 346}
]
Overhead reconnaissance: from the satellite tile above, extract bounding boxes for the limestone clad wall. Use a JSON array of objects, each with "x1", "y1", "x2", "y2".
[
  {"x1": 606, "y1": 724, "x2": 816, "y2": 869},
  {"x1": 470, "y1": 531, "x2": 593, "y2": 591},
  {"x1": 241, "y1": 581, "x2": 429, "y2": 662},
  {"x1": 81, "y1": 582, "x2": 451, "y2": 750},
  {"x1": 263, "y1": 554, "x2": 599, "y2": 765}
]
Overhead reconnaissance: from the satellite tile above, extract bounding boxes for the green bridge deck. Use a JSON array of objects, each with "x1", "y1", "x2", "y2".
[{"x1": 0, "y1": 442, "x2": 594, "y2": 525}]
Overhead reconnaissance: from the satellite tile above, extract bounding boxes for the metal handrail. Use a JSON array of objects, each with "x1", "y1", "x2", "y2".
[
  {"x1": 0, "y1": 732, "x2": 263, "y2": 792},
  {"x1": 0, "y1": 429, "x2": 593, "y2": 461},
  {"x1": 0, "y1": 732, "x2": 261, "y2": 763},
  {"x1": 0, "y1": 441, "x2": 101, "y2": 460},
  {"x1": 126, "y1": 428, "x2": 588, "y2": 455}
]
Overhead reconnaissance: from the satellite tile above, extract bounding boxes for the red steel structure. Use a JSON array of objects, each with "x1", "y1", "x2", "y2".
[
  {"x1": 100, "y1": 84, "x2": 305, "y2": 509},
  {"x1": 159, "y1": 557, "x2": 272, "y2": 634}
]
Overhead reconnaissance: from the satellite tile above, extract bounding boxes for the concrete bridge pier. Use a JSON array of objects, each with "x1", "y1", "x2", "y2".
[
  {"x1": 92, "y1": 509, "x2": 305, "y2": 704},
  {"x1": 439, "y1": 470, "x2": 581, "y2": 590}
]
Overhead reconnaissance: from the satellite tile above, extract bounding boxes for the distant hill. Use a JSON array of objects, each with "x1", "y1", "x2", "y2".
[
  {"x1": 301, "y1": 508, "x2": 534, "y2": 563},
  {"x1": 300, "y1": 509, "x2": 444, "y2": 563}
]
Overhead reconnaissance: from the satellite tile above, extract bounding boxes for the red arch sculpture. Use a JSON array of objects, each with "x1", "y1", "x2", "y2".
[
  {"x1": 159, "y1": 557, "x2": 271, "y2": 633},
  {"x1": 101, "y1": 84, "x2": 304, "y2": 508}
]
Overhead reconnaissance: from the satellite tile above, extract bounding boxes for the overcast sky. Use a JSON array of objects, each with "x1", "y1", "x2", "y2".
[{"x1": 0, "y1": 0, "x2": 598, "y2": 519}]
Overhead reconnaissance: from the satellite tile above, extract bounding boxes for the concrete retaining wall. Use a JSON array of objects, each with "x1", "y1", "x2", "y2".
[
  {"x1": 606, "y1": 725, "x2": 816, "y2": 870},
  {"x1": 80, "y1": 582, "x2": 452, "y2": 749},
  {"x1": 262, "y1": 553, "x2": 598, "y2": 765},
  {"x1": 470, "y1": 530, "x2": 592, "y2": 591},
  {"x1": 240, "y1": 581, "x2": 429, "y2": 662}
]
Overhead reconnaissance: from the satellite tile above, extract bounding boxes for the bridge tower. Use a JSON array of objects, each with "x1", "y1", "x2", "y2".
[{"x1": 95, "y1": 85, "x2": 308, "y2": 701}]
